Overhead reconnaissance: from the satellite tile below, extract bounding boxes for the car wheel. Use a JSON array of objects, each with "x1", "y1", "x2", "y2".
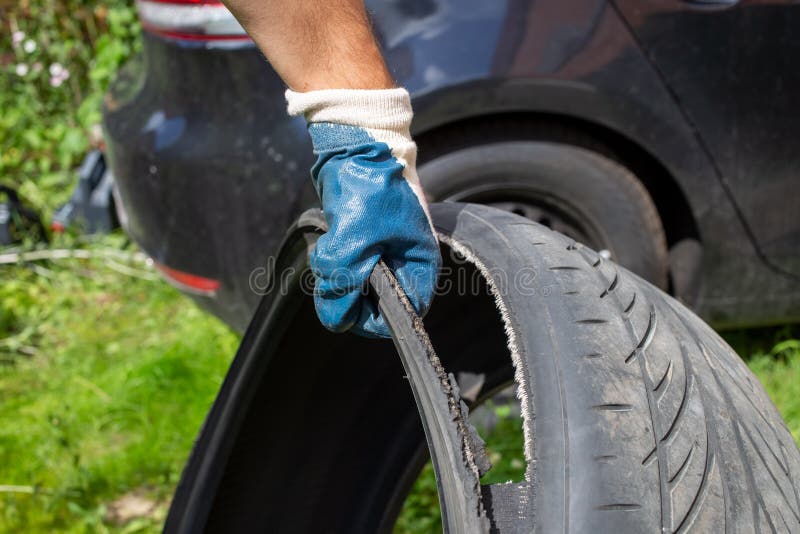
[{"x1": 419, "y1": 141, "x2": 669, "y2": 288}]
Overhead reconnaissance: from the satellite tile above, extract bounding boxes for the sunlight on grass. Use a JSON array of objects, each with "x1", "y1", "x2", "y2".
[
  {"x1": 0, "y1": 242, "x2": 238, "y2": 532},
  {"x1": 746, "y1": 339, "x2": 800, "y2": 442}
]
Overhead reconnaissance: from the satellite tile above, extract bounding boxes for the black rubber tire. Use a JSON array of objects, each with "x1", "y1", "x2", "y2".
[
  {"x1": 164, "y1": 203, "x2": 799, "y2": 533},
  {"x1": 426, "y1": 203, "x2": 800, "y2": 532},
  {"x1": 419, "y1": 142, "x2": 670, "y2": 288}
]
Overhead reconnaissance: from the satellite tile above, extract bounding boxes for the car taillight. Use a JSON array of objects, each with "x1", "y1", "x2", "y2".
[
  {"x1": 135, "y1": 0, "x2": 251, "y2": 43},
  {"x1": 153, "y1": 261, "x2": 221, "y2": 296}
]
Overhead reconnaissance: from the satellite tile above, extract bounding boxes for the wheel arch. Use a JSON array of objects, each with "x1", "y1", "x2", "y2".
[{"x1": 413, "y1": 111, "x2": 700, "y2": 251}]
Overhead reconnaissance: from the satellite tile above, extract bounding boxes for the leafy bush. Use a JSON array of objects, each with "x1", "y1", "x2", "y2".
[{"x1": 1, "y1": 0, "x2": 141, "y2": 214}]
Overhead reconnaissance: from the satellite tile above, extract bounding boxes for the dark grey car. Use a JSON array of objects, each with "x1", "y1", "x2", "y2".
[{"x1": 104, "y1": 0, "x2": 800, "y2": 331}]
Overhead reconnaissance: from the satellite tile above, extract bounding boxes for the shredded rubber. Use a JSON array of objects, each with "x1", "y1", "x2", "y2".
[
  {"x1": 437, "y1": 233, "x2": 535, "y2": 481},
  {"x1": 381, "y1": 264, "x2": 489, "y2": 516}
]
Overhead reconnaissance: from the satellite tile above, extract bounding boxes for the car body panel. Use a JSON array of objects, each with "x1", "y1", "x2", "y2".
[
  {"x1": 615, "y1": 0, "x2": 800, "y2": 277},
  {"x1": 103, "y1": 0, "x2": 800, "y2": 332},
  {"x1": 105, "y1": 39, "x2": 317, "y2": 326}
]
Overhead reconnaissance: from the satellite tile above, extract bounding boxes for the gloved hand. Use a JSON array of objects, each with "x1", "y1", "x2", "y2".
[{"x1": 286, "y1": 88, "x2": 441, "y2": 338}]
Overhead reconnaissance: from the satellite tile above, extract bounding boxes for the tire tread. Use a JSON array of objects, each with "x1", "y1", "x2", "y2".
[{"x1": 433, "y1": 204, "x2": 800, "y2": 533}]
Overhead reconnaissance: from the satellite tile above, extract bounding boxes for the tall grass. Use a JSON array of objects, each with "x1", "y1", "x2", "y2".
[{"x1": 0, "y1": 248, "x2": 238, "y2": 532}]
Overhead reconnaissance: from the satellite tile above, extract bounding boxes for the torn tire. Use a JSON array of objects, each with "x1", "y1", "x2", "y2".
[{"x1": 165, "y1": 203, "x2": 800, "y2": 533}]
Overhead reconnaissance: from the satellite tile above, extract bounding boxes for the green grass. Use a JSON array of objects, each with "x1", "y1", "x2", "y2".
[
  {"x1": 1, "y1": 243, "x2": 798, "y2": 532},
  {"x1": 742, "y1": 336, "x2": 800, "y2": 443},
  {"x1": 0, "y1": 238, "x2": 238, "y2": 532}
]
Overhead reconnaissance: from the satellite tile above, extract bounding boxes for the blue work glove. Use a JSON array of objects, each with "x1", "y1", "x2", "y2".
[{"x1": 286, "y1": 88, "x2": 441, "y2": 338}]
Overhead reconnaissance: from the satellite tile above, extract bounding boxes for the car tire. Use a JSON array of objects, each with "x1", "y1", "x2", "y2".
[
  {"x1": 165, "y1": 204, "x2": 800, "y2": 533},
  {"x1": 419, "y1": 141, "x2": 670, "y2": 288},
  {"x1": 406, "y1": 203, "x2": 800, "y2": 532}
]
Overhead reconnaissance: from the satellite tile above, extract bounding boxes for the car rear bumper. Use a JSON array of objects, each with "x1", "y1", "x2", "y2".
[{"x1": 102, "y1": 34, "x2": 316, "y2": 330}]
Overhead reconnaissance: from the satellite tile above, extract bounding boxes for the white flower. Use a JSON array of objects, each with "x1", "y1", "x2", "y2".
[
  {"x1": 12, "y1": 31, "x2": 25, "y2": 45},
  {"x1": 23, "y1": 39, "x2": 36, "y2": 53},
  {"x1": 48, "y1": 63, "x2": 70, "y2": 86},
  {"x1": 15, "y1": 64, "x2": 29, "y2": 76}
]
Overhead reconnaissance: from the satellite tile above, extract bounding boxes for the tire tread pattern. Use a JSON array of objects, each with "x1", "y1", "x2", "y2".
[{"x1": 435, "y1": 204, "x2": 800, "y2": 533}]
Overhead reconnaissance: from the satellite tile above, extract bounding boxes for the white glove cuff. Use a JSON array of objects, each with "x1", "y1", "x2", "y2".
[
  {"x1": 285, "y1": 88, "x2": 413, "y2": 132},
  {"x1": 286, "y1": 87, "x2": 433, "y2": 228}
]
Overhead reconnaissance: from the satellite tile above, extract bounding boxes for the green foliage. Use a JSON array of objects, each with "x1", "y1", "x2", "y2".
[
  {"x1": 394, "y1": 461, "x2": 440, "y2": 534},
  {"x1": 1, "y1": 0, "x2": 140, "y2": 214},
  {"x1": 742, "y1": 331, "x2": 800, "y2": 443},
  {"x1": 0, "y1": 238, "x2": 238, "y2": 532}
]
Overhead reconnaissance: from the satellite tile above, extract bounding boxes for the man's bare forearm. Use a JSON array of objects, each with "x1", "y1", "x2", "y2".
[
  {"x1": 220, "y1": 0, "x2": 439, "y2": 337},
  {"x1": 222, "y1": 0, "x2": 394, "y2": 91}
]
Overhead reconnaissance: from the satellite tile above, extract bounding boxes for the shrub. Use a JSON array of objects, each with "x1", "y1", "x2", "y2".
[{"x1": 1, "y1": 0, "x2": 141, "y2": 214}]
